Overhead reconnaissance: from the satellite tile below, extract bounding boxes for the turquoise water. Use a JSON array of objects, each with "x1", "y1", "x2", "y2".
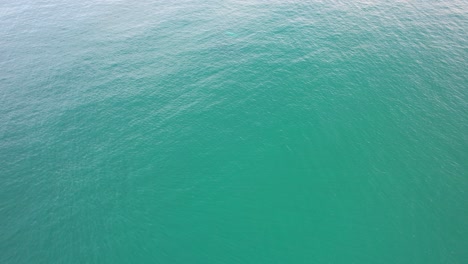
[{"x1": 1, "y1": 0, "x2": 467, "y2": 263}]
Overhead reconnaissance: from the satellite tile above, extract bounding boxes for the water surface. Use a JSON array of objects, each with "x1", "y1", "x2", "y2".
[{"x1": 1, "y1": 0, "x2": 467, "y2": 263}]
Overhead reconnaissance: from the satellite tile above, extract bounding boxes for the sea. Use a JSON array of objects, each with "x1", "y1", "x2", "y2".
[{"x1": 1, "y1": 0, "x2": 467, "y2": 263}]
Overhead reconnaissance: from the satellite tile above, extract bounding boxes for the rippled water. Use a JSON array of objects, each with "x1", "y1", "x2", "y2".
[{"x1": 1, "y1": 0, "x2": 467, "y2": 263}]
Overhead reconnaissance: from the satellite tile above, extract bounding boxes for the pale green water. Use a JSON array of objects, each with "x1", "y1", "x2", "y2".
[{"x1": 1, "y1": 0, "x2": 467, "y2": 263}]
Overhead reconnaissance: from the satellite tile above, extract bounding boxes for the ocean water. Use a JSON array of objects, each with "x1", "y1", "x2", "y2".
[{"x1": 1, "y1": 0, "x2": 467, "y2": 263}]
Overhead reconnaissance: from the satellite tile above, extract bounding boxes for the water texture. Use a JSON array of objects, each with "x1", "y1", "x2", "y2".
[{"x1": 1, "y1": 0, "x2": 467, "y2": 263}]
